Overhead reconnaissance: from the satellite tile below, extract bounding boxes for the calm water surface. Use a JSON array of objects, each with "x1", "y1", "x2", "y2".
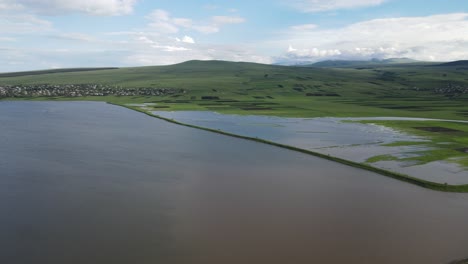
[{"x1": 1, "y1": 101, "x2": 468, "y2": 264}]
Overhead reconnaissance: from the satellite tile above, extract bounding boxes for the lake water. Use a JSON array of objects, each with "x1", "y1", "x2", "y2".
[
  {"x1": 2, "y1": 101, "x2": 468, "y2": 264},
  {"x1": 153, "y1": 111, "x2": 468, "y2": 184}
]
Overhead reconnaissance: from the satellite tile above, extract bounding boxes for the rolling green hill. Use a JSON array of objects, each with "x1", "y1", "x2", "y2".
[
  {"x1": 436, "y1": 60, "x2": 468, "y2": 67},
  {"x1": 0, "y1": 60, "x2": 467, "y2": 119}
]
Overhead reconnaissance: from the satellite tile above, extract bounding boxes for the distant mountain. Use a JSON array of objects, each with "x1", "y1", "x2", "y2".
[
  {"x1": 381, "y1": 58, "x2": 420, "y2": 64},
  {"x1": 308, "y1": 60, "x2": 370, "y2": 67},
  {"x1": 309, "y1": 58, "x2": 421, "y2": 68},
  {"x1": 435, "y1": 60, "x2": 468, "y2": 67}
]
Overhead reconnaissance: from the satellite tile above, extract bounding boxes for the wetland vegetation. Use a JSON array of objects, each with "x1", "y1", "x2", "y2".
[{"x1": 360, "y1": 120, "x2": 468, "y2": 168}]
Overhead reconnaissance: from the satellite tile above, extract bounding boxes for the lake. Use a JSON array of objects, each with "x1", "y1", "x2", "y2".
[{"x1": 1, "y1": 101, "x2": 468, "y2": 264}]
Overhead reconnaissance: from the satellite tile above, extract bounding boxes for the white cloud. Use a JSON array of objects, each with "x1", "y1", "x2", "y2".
[
  {"x1": 159, "y1": 45, "x2": 190, "y2": 52},
  {"x1": 276, "y1": 13, "x2": 468, "y2": 63},
  {"x1": 289, "y1": 0, "x2": 387, "y2": 12},
  {"x1": 123, "y1": 43, "x2": 271, "y2": 66},
  {"x1": 173, "y1": 18, "x2": 193, "y2": 28},
  {"x1": 147, "y1": 9, "x2": 170, "y2": 21},
  {"x1": 287, "y1": 45, "x2": 297, "y2": 52},
  {"x1": 288, "y1": 46, "x2": 341, "y2": 57},
  {"x1": 0, "y1": 0, "x2": 136, "y2": 16},
  {"x1": 0, "y1": 4, "x2": 254, "y2": 72},
  {"x1": 0, "y1": 1, "x2": 21, "y2": 11},
  {"x1": 115, "y1": 29, "x2": 270, "y2": 66},
  {"x1": 127, "y1": 32, "x2": 195, "y2": 54},
  {"x1": 181, "y1": 36, "x2": 195, "y2": 44},
  {"x1": 0, "y1": 13, "x2": 53, "y2": 33},
  {"x1": 138, "y1": 36, "x2": 155, "y2": 44},
  {"x1": 50, "y1": 33, "x2": 96, "y2": 42},
  {"x1": 149, "y1": 21, "x2": 180, "y2": 34},
  {"x1": 146, "y1": 9, "x2": 180, "y2": 33},
  {"x1": 146, "y1": 9, "x2": 246, "y2": 34},
  {"x1": 191, "y1": 25, "x2": 220, "y2": 34}
]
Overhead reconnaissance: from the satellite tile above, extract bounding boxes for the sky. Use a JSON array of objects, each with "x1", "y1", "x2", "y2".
[{"x1": 0, "y1": 0, "x2": 467, "y2": 72}]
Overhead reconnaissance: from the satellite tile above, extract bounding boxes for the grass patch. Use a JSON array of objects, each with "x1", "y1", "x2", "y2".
[
  {"x1": 382, "y1": 141, "x2": 428, "y2": 147},
  {"x1": 360, "y1": 120, "x2": 468, "y2": 168},
  {"x1": 366, "y1": 155, "x2": 399, "y2": 163}
]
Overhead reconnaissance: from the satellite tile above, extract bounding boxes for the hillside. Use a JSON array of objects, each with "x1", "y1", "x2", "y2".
[
  {"x1": 436, "y1": 60, "x2": 468, "y2": 67},
  {"x1": 0, "y1": 60, "x2": 467, "y2": 119},
  {"x1": 0, "y1": 67, "x2": 119, "y2": 78}
]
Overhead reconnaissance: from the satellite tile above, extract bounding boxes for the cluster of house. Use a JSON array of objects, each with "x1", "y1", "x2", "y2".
[
  {"x1": 0, "y1": 84, "x2": 184, "y2": 97},
  {"x1": 433, "y1": 83, "x2": 468, "y2": 98}
]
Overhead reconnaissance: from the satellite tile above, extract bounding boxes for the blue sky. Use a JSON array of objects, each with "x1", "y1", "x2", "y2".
[{"x1": 0, "y1": 0, "x2": 467, "y2": 72}]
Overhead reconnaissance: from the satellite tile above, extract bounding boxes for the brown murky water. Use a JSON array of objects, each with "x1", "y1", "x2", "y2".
[{"x1": 1, "y1": 101, "x2": 468, "y2": 264}]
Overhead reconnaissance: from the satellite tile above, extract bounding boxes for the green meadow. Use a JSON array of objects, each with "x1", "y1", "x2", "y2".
[{"x1": 1, "y1": 60, "x2": 467, "y2": 119}]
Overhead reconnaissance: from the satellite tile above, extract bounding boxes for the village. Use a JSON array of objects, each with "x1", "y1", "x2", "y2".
[
  {"x1": 433, "y1": 83, "x2": 468, "y2": 98},
  {"x1": 0, "y1": 84, "x2": 184, "y2": 98}
]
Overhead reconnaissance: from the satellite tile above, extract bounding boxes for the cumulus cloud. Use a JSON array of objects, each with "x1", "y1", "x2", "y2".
[
  {"x1": 287, "y1": 46, "x2": 341, "y2": 57},
  {"x1": 276, "y1": 13, "x2": 468, "y2": 64},
  {"x1": 0, "y1": 0, "x2": 136, "y2": 16},
  {"x1": 163, "y1": 46, "x2": 190, "y2": 52},
  {"x1": 289, "y1": 0, "x2": 387, "y2": 12},
  {"x1": 178, "y1": 36, "x2": 195, "y2": 44},
  {"x1": 0, "y1": 3, "x2": 257, "y2": 72},
  {"x1": 146, "y1": 9, "x2": 245, "y2": 34}
]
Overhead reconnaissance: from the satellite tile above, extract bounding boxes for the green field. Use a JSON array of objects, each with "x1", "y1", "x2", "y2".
[{"x1": 1, "y1": 60, "x2": 467, "y2": 119}]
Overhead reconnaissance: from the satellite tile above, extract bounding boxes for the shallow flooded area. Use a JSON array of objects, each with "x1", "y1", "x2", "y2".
[
  {"x1": 2, "y1": 102, "x2": 468, "y2": 264},
  {"x1": 154, "y1": 111, "x2": 468, "y2": 184}
]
